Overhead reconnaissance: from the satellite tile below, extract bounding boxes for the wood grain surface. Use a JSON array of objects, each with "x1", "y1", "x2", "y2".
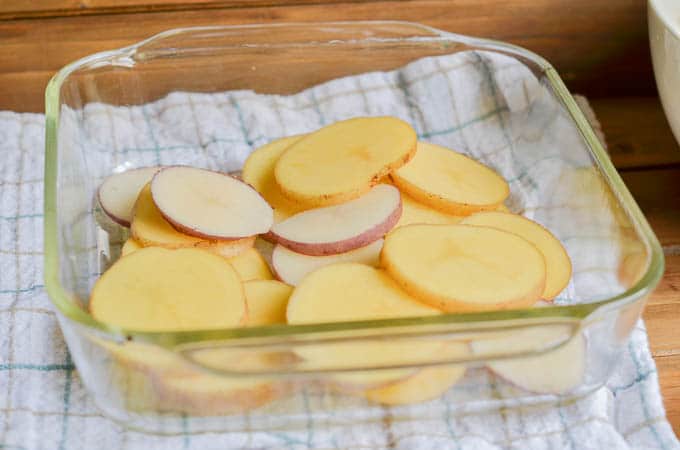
[
  {"x1": 0, "y1": 0, "x2": 678, "y2": 438},
  {"x1": 0, "y1": 0, "x2": 652, "y2": 112}
]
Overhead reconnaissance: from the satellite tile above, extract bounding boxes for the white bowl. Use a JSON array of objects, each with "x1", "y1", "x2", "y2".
[{"x1": 650, "y1": 0, "x2": 680, "y2": 145}]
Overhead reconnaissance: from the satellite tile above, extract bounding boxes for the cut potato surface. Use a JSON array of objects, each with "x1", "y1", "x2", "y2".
[
  {"x1": 364, "y1": 342, "x2": 468, "y2": 405},
  {"x1": 272, "y1": 239, "x2": 383, "y2": 286},
  {"x1": 154, "y1": 372, "x2": 280, "y2": 416},
  {"x1": 471, "y1": 328, "x2": 585, "y2": 394},
  {"x1": 269, "y1": 184, "x2": 401, "y2": 256},
  {"x1": 391, "y1": 142, "x2": 509, "y2": 215},
  {"x1": 98, "y1": 166, "x2": 162, "y2": 227},
  {"x1": 396, "y1": 193, "x2": 463, "y2": 228},
  {"x1": 90, "y1": 247, "x2": 247, "y2": 331},
  {"x1": 382, "y1": 224, "x2": 545, "y2": 312},
  {"x1": 228, "y1": 247, "x2": 273, "y2": 281},
  {"x1": 151, "y1": 166, "x2": 273, "y2": 240},
  {"x1": 287, "y1": 263, "x2": 440, "y2": 387},
  {"x1": 242, "y1": 135, "x2": 306, "y2": 222},
  {"x1": 275, "y1": 117, "x2": 417, "y2": 206},
  {"x1": 131, "y1": 184, "x2": 254, "y2": 257},
  {"x1": 244, "y1": 280, "x2": 293, "y2": 326},
  {"x1": 121, "y1": 238, "x2": 142, "y2": 256},
  {"x1": 461, "y1": 211, "x2": 572, "y2": 299}
]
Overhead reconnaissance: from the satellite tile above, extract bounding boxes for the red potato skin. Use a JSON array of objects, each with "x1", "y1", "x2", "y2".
[
  {"x1": 97, "y1": 166, "x2": 163, "y2": 228},
  {"x1": 268, "y1": 199, "x2": 402, "y2": 256},
  {"x1": 150, "y1": 166, "x2": 273, "y2": 241}
]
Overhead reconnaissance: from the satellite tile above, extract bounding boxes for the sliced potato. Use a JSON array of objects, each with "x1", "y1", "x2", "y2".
[
  {"x1": 391, "y1": 142, "x2": 509, "y2": 215},
  {"x1": 275, "y1": 117, "x2": 417, "y2": 207},
  {"x1": 151, "y1": 166, "x2": 273, "y2": 240},
  {"x1": 121, "y1": 238, "x2": 142, "y2": 256},
  {"x1": 98, "y1": 166, "x2": 162, "y2": 227},
  {"x1": 244, "y1": 280, "x2": 292, "y2": 326},
  {"x1": 364, "y1": 342, "x2": 468, "y2": 405},
  {"x1": 242, "y1": 135, "x2": 306, "y2": 222},
  {"x1": 287, "y1": 263, "x2": 441, "y2": 388},
  {"x1": 90, "y1": 247, "x2": 247, "y2": 331},
  {"x1": 396, "y1": 193, "x2": 463, "y2": 228},
  {"x1": 228, "y1": 247, "x2": 273, "y2": 281},
  {"x1": 131, "y1": 184, "x2": 254, "y2": 257},
  {"x1": 382, "y1": 224, "x2": 545, "y2": 312},
  {"x1": 461, "y1": 211, "x2": 571, "y2": 299},
  {"x1": 272, "y1": 240, "x2": 383, "y2": 286}
]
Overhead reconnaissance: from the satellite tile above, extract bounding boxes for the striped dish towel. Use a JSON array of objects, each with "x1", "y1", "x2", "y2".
[{"x1": 0, "y1": 49, "x2": 678, "y2": 449}]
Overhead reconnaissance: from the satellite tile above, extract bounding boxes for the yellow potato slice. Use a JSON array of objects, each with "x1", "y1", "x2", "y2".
[
  {"x1": 496, "y1": 204, "x2": 510, "y2": 213},
  {"x1": 131, "y1": 184, "x2": 254, "y2": 257},
  {"x1": 228, "y1": 247, "x2": 273, "y2": 281},
  {"x1": 396, "y1": 193, "x2": 463, "y2": 228},
  {"x1": 244, "y1": 280, "x2": 293, "y2": 326},
  {"x1": 242, "y1": 135, "x2": 306, "y2": 222},
  {"x1": 364, "y1": 342, "x2": 468, "y2": 405},
  {"x1": 90, "y1": 247, "x2": 247, "y2": 331},
  {"x1": 154, "y1": 372, "x2": 282, "y2": 416},
  {"x1": 460, "y1": 212, "x2": 572, "y2": 299},
  {"x1": 121, "y1": 238, "x2": 142, "y2": 256},
  {"x1": 275, "y1": 117, "x2": 417, "y2": 207},
  {"x1": 287, "y1": 263, "x2": 441, "y2": 388},
  {"x1": 391, "y1": 142, "x2": 509, "y2": 215},
  {"x1": 382, "y1": 224, "x2": 545, "y2": 312}
]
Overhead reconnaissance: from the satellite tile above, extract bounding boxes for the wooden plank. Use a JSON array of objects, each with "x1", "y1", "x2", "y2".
[
  {"x1": 645, "y1": 255, "x2": 680, "y2": 357},
  {"x1": 652, "y1": 355, "x2": 680, "y2": 436},
  {"x1": 0, "y1": 0, "x2": 653, "y2": 112},
  {"x1": 591, "y1": 97, "x2": 680, "y2": 170},
  {"x1": 621, "y1": 168, "x2": 680, "y2": 247}
]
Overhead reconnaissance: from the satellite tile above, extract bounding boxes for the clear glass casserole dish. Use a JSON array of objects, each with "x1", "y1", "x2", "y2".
[{"x1": 43, "y1": 21, "x2": 664, "y2": 434}]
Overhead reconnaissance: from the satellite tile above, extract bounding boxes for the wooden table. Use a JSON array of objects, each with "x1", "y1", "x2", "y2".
[{"x1": 2, "y1": 0, "x2": 679, "y2": 438}]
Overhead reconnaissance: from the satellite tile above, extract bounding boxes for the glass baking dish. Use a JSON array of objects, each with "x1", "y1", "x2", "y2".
[{"x1": 43, "y1": 21, "x2": 664, "y2": 434}]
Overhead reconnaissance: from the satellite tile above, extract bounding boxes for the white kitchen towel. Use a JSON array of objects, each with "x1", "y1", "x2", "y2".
[{"x1": 0, "y1": 49, "x2": 678, "y2": 449}]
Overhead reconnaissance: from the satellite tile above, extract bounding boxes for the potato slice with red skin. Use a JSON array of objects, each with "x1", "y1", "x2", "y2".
[
  {"x1": 269, "y1": 184, "x2": 401, "y2": 256},
  {"x1": 98, "y1": 166, "x2": 162, "y2": 227},
  {"x1": 272, "y1": 240, "x2": 383, "y2": 286},
  {"x1": 391, "y1": 142, "x2": 509, "y2": 215},
  {"x1": 90, "y1": 247, "x2": 247, "y2": 331},
  {"x1": 242, "y1": 135, "x2": 306, "y2": 222},
  {"x1": 287, "y1": 263, "x2": 441, "y2": 388},
  {"x1": 151, "y1": 166, "x2": 273, "y2": 240},
  {"x1": 461, "y1": 211, "x2": 572, "y2": 299},
  {"x1": 381, "y1": 224, "x2": 545, "y2": 312},
  {"x1": 131, "y1": 184, "x2": 254, "y2": 257},
  {"x1": 275, "y1": 117, "x2": 417, "y2": 206}
]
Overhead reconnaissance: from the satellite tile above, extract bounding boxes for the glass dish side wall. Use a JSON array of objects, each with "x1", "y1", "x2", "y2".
[{"x1": 44, "y1": 22, "x2": 663, "y2": 433}]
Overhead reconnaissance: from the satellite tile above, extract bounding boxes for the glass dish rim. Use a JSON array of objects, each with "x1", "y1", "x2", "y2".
[{"x1": 43, "y1": 20, "x2": 665, "y2": 348}]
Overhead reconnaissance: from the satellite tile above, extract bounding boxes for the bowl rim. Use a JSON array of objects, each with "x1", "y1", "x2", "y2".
[
  {"x1": 43, "y1": 20, "x2": 665, "y2": 360},
  {"x1": 649, "y1": 0, "x2": 680, "y2": 41}
]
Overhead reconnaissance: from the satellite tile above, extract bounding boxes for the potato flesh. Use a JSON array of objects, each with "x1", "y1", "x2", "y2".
[
  {"x1": 151, "y1": 166, "x2": 273, "y2": 239},
  {"x1": 242, "y1": 135, "x2": 306, "y2": 222},
  {"x1": 461, "y1": 211, "x2": 572, "y2": 299},
  {"x1": 392, "y1": 142, "x2": 509, "y2": 214},
  {"x1": 275, "y1": 117, "x2": 416, "y2": 206},
  {"x1": 90, "y1": 247, "x2": 246, "y2": 331},
  {"x1": 121, "y1": 238, "x2": 142, "y2": 256},
  {"x1": 382, "y1": 224, "x2": 545, "y2": 312},
  {"x1": 244, "y1": 280, "x2": 293, "y2": 326},
  {"x1": 364, "y1": 342, "x2": 468, "y2": 405},
  {"x1": 272, "y1": 239, "x2": 383, "y2": 286},
  {"x1": 131, "y1": 184, "x2": 254, "y2": 257},
  {"x1": 287, "y1": 263, "x2": 440, "y2": 387},
  {"x1": 270, "y1": 184, "x2": 400, "y2": 255},
  {"x1": 98, "y1": 166, "x2": 161, "y2": 226},
  {"x1": 396, "y1": 193, "x2": 463, "y2": 228},
  {"x1": 228, "y1": 247, "x2": 273, "y2": 281}
]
